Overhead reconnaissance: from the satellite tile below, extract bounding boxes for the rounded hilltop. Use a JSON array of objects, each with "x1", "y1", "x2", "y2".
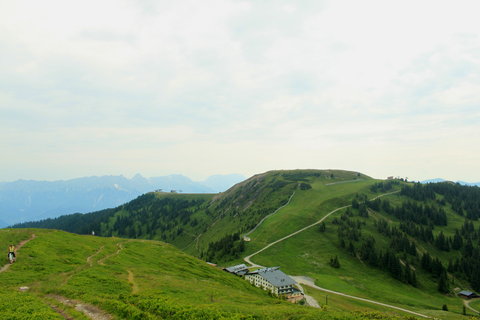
[{"x1": 216, "y1": 169, "x2": 371, "y2": 198}]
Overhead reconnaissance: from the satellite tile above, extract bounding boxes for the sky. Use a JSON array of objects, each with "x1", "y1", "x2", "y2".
[{"x1": 1, "y1": 0, "x2": 479, "y2": 182}]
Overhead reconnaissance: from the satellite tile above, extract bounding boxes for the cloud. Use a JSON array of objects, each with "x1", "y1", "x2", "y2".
[{"x1": 1, "y1": 0, "x2": 480, "y2": 181}]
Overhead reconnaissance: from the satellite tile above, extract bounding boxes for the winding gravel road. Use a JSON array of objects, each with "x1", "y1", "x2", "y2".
[
  {"x1": 464, "y1": 298, "x2": 480, "y2": 315},
  {"x1": 244, "y1": 191, "x2": 400, "y2": 266},
  {"x1": 292, "y1": 276, "x2": 429, "y2": 318},
  {"x1": 243, "y1": 190, "x2": 297, "y2": 241},
  {"x1": 243, "y1": 204, "x2": 350, "y2": 267}
]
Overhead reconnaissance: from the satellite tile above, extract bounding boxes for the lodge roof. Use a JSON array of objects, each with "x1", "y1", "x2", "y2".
[
  {"x1": 224, "y1": 264, "x2": 249, "y2": 275},
  {"x1": 248, "y1": 267, "x2": 296, "y2": 287},
  {"x1": 459, "y1": 290, "x2": 476, "y2": 296}
]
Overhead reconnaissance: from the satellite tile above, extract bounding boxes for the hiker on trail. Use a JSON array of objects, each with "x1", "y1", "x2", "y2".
[{"x1": 8, "y1": 244, "x2": 15, "y2": 259}]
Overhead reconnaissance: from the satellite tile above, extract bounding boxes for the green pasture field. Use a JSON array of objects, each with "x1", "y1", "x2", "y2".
[
  {"x1": 301, "y1": 284, "x2": 469, "y2": 320},
  {"x1": 244, "y1": 176, "x2": 382, "y2": 254}
]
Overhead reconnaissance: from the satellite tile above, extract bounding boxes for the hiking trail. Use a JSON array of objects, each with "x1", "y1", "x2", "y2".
[{"x1": 0, "y1": 233, "x2": 36, "y2": 273}]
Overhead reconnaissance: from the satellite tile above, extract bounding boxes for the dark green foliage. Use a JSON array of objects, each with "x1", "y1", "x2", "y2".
[
  {"x1": 404, "y1": 263, "x2": 417, "y2": 287},
  {"x1": 334, "y1": 213, "x2": 363, "y2": 242},
  {"x1": 335, "y1": 210, "x2": 418, "y2": 287},
  {"x1": 398, "y1": 221, "x2": 434, "y2": 243},
  {"x1": 367, "y1": 198, "x2": 381, "y2": 211},
  {"x1": 451, "y1": 230, "x2": 463, "y2": 250},
  {"x1": 202, "y1": 233, "x2": 245, "y2": 263},
  {"x1": 442, "y1": 304, "x2": 448, "y2": 311},
  {"x1": 370, "y1": 180, "x2": 398, "y2": 193},
  {"x1": 449, "y1": 244, "x2": 480, "y2": 291},
  {"x1": 280, "y1": 170, "x2": 321, "y2": 182},
  {"x1": 399, "y1": 196, "x2": 480, "y2": 292},
  {"x1": 11, "y1": 208, "x2": 118, "y2": 234},
  {"x1": 438, "y1": 270, "x2": 449, "y2": 293},
  {"x1": 381, "y1": 250, "x2": 403, "y2": 282},
  {"x1": 374, "y1": 221, "x2": 417, "y2": 257},
  {"x1": 299, "y1": 183, "x2": 312, "y2": 190},
  {"x1": 329, "y1": 255, "x2": 340, "y2": 268},
  {"x1": 352, "y1": 199, "x2": 360, "y2": 209},
  {"x1": 351, "y1": 194, "x2": 368, "y2": 210},
  {"x1": 358, "y1": 236, "x2": 378, "y2": 266},
  {"x1": 389, "y1": 233, "x2": 417, "y2": 256},
  {"x1": 318, "y1": 222, "x2": 326, "y2": 232},
  {"x1": 421, "y1": 252, "x2": 446, "y2": 278},
  {"x1": 424, "y1": 182, "x2": 480, "y2": 220},
  {"x1": 400, "y1": 183, "x2": 436, "y2": 201},
  {"x1": 269, "y1": 180, "x2": 291, "y2": 191},
  {"x1": 373, "y1": 199, "x2": 447, "y2": 226},
  {"x1": 460, "y1": 219, "x2": 476, "y2": 237},
  {"x1": 358, "y1": 205, "x2": 369, "y2": 218},
  {"x1": 434, "y1": 231, "x2": 450, "y2": 251}
]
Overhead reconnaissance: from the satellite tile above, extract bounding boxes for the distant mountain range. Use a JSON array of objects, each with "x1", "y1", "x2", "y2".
[
  {"x1": 0, "y1": 173, "x2": 245, "y2": 227},
  {"x1": 421, "y1": 178, "x2": 480, "y2": 186}
]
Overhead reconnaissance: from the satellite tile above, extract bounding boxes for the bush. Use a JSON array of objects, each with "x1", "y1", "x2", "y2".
[{"x1": 299, "y1": 183, "x2": 312, "y2": 190}]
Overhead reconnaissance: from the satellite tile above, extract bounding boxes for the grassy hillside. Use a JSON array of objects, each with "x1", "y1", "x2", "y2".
[
  {"x1": 0, "y1": 228, "x2": 416, "y2": 319},
  {"x1": 13, "y1": 170, "x2": 368, "y2": 260},
  {"x1": 240, "y1": 177, "x2": 480, "y2": 320}
]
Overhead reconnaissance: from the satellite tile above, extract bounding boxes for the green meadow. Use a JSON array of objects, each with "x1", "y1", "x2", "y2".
[
  {"x1": 0, "y1": 228, "x2": 422, "y2": 319},
  {"x1": 241, "y1": 176, "x2": 476, "y2": 320}
]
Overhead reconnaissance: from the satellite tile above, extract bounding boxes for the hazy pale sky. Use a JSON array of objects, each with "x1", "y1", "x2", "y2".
[{"x1": 1, "y1": 0, "x2": 479, "y2": 182}]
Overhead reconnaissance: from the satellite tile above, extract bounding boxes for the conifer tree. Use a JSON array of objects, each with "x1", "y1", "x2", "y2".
[{"x1": 438, "y1": 270, "x2": 449, "y2": 293}]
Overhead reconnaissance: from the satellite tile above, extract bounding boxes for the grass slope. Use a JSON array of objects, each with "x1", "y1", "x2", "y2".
[
  {"x1": 240, "y1": 177, "x2": 478, "y2": 320},
  {"x1": 0, "y1": 228, "x2": 417, "y2": 319}
]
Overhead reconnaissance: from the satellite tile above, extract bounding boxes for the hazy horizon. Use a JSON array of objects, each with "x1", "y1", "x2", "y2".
[
  {"x1": 2, "y1": 1, "x2": 479, "y2": 183},
  {"x1": 0, "y1": 172, "x2": 246, "y2": 184},
  {"x1": 2, "y1": 170, "x2": 480, "y2": 185}
]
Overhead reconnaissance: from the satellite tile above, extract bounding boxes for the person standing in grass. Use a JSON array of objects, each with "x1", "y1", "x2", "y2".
[{"x1": 8, "y1": 244, "x2": 15, "y2": 260}]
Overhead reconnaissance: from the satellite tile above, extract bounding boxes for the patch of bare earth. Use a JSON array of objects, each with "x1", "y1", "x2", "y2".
[
  {"x1": 98, "y1": 242, "x2": 127, "y2": 266},
  {"x1": 127, "y1": 270, "x2": 139, "y2": 294},
  {"x1": 48, "y1": 295, "x2": 112, "y2": 320},
  {"x1": 87, "y1": 245, "x2": 105, "y2": 266},
  {"x1": 49, "y1": 303, "x2": 75, "y2": 320}
]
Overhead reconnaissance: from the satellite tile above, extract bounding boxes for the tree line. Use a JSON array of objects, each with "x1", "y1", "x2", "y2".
[
  {"x1": 329, "y1": 183, "x2": 480, "y2": 293},
  {"x1": 201, "y1": 233, "x2": 245, "y2": 263},
  {"x1": 332, "y1": 208, "x2": 418, "y2": 287}
]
